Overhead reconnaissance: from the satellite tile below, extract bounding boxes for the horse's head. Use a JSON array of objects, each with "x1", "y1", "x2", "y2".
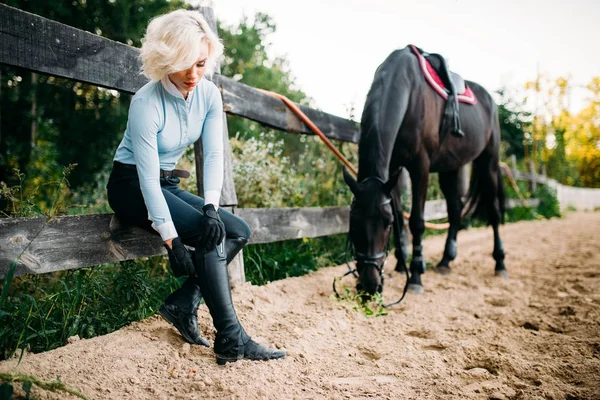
[{"x1": 343, "y1": 168, "x2": 397, "y2": 295}]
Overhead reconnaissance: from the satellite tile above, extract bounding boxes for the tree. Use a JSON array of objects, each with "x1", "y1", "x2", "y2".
[
  {"x1": 523, "y1": 75, "x2": 600, "y2": 187},
  {"x1": 496, "y1": 89, "x2": 530, "y2": 159},
  {"x1": 566, "y1": 77, "x2": 600, "y2": 187}
]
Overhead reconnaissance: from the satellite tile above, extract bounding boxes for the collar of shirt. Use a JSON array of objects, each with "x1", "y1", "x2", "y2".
[{"x1": 160, "y1": 75, "x2": 195, "y2": 106}]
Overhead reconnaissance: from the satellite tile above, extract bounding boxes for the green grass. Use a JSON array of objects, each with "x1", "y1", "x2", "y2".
[
  {"x1": 331, "y1": 285, "x2": 388, "y2": 317},
  {"x1": 243, "y1": 234, "x2": 349, "y2": 286},
  {"x1": 0, "y1": 258, "x2": 180, "y2": 360}
]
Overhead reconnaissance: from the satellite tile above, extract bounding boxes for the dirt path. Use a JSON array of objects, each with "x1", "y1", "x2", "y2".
[{"x1": 2, "y1": 212, "x2": 599, "y2": 400}]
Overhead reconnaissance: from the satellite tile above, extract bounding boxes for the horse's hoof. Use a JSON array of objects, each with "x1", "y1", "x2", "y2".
[
  {"x1": 494, "y1": 270, "x2": 509, "y2": 279},
  {"x1": 437, "y1": 266, "x2": 451, "y2": 276},
  {"x1": 407, "y1": 284, "x2": 424, "y2": 295}
]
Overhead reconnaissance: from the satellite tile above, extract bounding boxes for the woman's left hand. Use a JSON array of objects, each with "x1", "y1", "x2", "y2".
[{"x1": 198, "y1": 204, "x2": 225, "y2": 250}]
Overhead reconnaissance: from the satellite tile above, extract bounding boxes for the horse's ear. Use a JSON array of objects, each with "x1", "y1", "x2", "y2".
[
  {"x1": 383, "y1": 169, "x2": 402, "y2": 194},
  {"x1": 342, "y1": 167, "x2": 359, "y2": 194}
]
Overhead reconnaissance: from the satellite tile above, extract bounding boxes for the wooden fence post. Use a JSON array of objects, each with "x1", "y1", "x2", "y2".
[
  {"x1": 540, "y1": 163, "x2": 546, "y2": 178},
  {"x1": 194, "y1": 7, "x2": 244, "y2": 286},
  {"x1": 510, "y1": 154, "x2": 517, "y2": 177},
  {"x1": 528, "y1": 160, "x2": 537, "y2": 193}
]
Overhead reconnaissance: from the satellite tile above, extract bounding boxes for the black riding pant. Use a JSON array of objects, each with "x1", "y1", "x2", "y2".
[{"x1": 106, "y1": 161, "x2": 251, "y2": 252}]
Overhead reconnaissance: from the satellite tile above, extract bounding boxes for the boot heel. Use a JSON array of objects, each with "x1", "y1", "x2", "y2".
[
  {"x1": 158, "y1": 304, "x2": 210, "y2": 347},
  {"x1": 215, "y1": 338, "x2": 286, "y2": 364},
  {"x1": 215, "y1": 353, "x2": 243, "y2": 365}
]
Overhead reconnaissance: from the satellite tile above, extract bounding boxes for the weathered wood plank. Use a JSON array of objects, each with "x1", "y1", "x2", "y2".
[
  {"x1": 236, "y1": 207, "x2": 349, "y2": 245},
  {"x1": 0, "y1": 4, "x2": 360, "y2": 143},
  {"x1": 214, "y1": 75, "x2": 360, "y2": 143},
  {"x1": 0, "y1": 214, "x2": 165, "y2": 278},
  {"x1": 0, "y1": 208, "x2": 349, "y2": 278},
  {"x1": 0, "y1": 4, "x2": 148, "y2": 93}
]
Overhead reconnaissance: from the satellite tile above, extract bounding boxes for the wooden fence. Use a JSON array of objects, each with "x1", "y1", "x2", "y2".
[{"x1": 0, "y1": 5, "x2": 594, "y2": 283}]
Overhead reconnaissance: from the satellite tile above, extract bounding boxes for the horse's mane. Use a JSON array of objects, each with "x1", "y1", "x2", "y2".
[
  {"x1": 357, "y1": 48, "x2": 410, "y2": 181},
  {"x1": 360, "y1": 69, "x2": 385, "y2": 143}
]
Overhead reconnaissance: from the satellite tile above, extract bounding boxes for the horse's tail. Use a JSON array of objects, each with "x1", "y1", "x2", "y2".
[
  {"x1": 464, "y1": 107, "x2": 505, "y2": 225},
  {"x1": 464, "y1": 161, "x2": 503, "y2": 225}
]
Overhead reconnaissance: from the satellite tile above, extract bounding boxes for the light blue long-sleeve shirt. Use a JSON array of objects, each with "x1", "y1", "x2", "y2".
[{"x1": 113, "y1": 76, "x2": 224, "y2": 241}]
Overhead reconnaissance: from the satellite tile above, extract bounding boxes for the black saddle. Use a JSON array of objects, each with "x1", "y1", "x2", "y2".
[{"x1": 412, "y1": 46, "x2": 465, "y2": 137}]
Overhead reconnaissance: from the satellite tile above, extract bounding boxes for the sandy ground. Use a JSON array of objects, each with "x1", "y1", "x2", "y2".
[{"x1": 1, "y1": 212, "x2": 599, "y2": 400}]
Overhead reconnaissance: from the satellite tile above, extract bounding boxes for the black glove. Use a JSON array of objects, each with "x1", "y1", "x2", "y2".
[
  {"x1": 198, "y1": 204, "x2": 225, "y2": 250},
  {"x1": 164, "y1": 236, "x2": 195, "y2": 277}
]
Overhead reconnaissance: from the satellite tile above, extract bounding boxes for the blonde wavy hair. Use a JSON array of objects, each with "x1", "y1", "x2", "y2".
[{"x1": 139, "y1": 9, "x2": 224, "y2": 81}]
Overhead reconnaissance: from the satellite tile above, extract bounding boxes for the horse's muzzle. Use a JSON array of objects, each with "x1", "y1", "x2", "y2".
[{"x1": 356, "y1": 260, "x2": 384, "y2": 295}]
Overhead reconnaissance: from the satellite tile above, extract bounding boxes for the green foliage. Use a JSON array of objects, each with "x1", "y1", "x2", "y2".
[
  {"x1": 331, "y1": 284, "x2": 388, "y2": 317},
  {"x1": 493, "y1": 176, "x2": 561, "y2": 223},
  {"x1": 532, "y1": 184, "x2": 561, "y2": 219},
  {"x1": 426, "y1": 173, "x2": 443, "y2": 200},
  {"x1": 496, "y1": 89, "x2": 531, "y2": 159},
  {"x1": 0, "y1": 164, "x2": 178, "y2": 360},
  {"x1": 543, "y1": 126, "x2": 581, "y2": 187},
  {"x1": 231, "y1": 132, "x2": 354, "y2": 208},
  {"x1": 0, "y1": 165, "x2": 76, "y2": 218},
  {"x1": 244, "y1": 234, "x2": 348, "y2": 286},
  {"x1": 0, "y1": 258, "x2": 179, "y2": 360}
]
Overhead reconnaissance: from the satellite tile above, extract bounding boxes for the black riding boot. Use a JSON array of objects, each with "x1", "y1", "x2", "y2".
[
  {"x1": 159, "y1": 277, "x2": 210, "y2": 347},
  {"x1": 195, "y1": 241, "x2": 286, "y2": 365},
  {"x1": 225, "y1": 236, "x2": 248, "y2": 264}
]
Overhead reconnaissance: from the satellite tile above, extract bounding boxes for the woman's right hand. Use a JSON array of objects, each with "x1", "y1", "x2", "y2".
[{"x1": 164, "y1": 236, "x2": 195, "y2": 277}]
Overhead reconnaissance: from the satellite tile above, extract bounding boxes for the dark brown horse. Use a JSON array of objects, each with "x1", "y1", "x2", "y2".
[{"x1": 343, "y1": 45, "x2": 506, "y2": 296}]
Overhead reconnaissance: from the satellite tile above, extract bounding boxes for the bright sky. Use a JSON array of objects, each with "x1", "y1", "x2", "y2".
[{"x1": 201, "y1": 0, "x2": 600, "y2": 119}]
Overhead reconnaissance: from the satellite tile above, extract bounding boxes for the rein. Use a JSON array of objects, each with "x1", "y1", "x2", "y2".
[{"x1": 332, "y1": 178, "x2": 410, "y2": 308}]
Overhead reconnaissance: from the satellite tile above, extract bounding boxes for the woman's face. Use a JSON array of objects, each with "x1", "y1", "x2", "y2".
[{"x1": 168, "y1": 43, "x2": 210, "y2": 98}]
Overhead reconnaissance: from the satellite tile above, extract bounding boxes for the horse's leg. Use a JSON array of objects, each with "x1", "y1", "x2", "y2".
[
  {"x1": 471, "y1": 153, "x2": 508, "y2": 279},
  {"x1": 436, "y1": 170, "x2": 462, "y2": 275},
  {"x1": 491, "y1": 166, "x2": 508, "y2": 279},
  {"x1": 406, "y1": 160, "x2": 430, "y2": 294},
  {"x1": 391, "y1": 173, "x2": 409, "y2": 273},
  {"x1": 492, "y1": 221, "x2": 507, "y2": 278}
]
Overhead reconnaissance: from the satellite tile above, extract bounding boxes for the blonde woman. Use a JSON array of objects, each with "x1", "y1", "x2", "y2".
[{"x1": 107, "y1": 9, "x2": 285, "y2": 364}]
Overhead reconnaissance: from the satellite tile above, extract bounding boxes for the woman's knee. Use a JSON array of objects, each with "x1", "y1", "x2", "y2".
[
  {"x1": 221, "y1": 210, "x2": 251, "y2": 241},
  {"x1": 232, "y1": 217, "x2": 251, "y2": 243}
]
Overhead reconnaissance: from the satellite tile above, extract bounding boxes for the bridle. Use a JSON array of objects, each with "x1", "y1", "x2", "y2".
[{"x1": 333, "y1": 177, "x2": 410, "y2": 308}]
